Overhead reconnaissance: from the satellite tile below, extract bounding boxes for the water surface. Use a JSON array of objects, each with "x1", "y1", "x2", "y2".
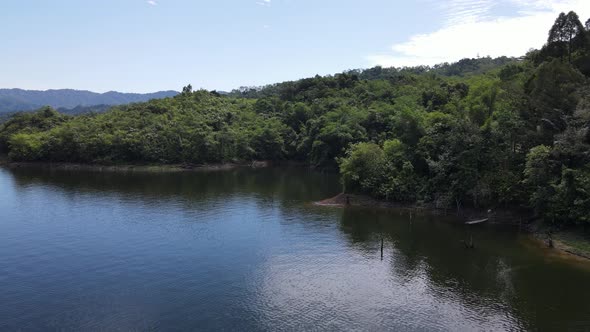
[{"x1": 1, "y1": 166, "x2": 589, "y2": 331}]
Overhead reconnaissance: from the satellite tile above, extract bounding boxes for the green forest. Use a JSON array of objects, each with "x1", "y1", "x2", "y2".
[{"x1": 2, "y1": 12, "x2": 590, "y2": 227}]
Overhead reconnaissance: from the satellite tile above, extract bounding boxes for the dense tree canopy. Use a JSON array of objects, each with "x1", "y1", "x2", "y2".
[
  {"x1": 2, "y1": 11, "x2": 590, "y2": 228},
  {"x1": 548, "y1": 11, "x2": 586, "y2": 62}
]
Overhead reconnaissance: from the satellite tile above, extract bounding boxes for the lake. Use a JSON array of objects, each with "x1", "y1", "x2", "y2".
[{"x1": 1, "y1": 166, "x2": 589, "y2": 331}]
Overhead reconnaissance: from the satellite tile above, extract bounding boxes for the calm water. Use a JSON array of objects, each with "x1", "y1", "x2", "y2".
[{"x1": 1, "y1": 166, "x2": 589, "y2": 331}]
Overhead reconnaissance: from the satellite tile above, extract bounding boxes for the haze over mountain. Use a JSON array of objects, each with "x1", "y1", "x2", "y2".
[{"x1": 0, "y1": 89, "x2": 178, "y2": 113}]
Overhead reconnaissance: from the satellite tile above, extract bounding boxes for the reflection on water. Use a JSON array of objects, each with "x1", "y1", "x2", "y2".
[{"x1": 0, "y1": 166, "x2": 589, "y2": 331}]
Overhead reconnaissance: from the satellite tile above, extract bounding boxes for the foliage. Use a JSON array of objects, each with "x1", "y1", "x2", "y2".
[
  {"x1": 339, "y1": 142, "x2": 386, "y2": 194},
  {"x1": 1, "y1": 11, "x2": 590, "y2": 227},
  {"x1": 547, "y1": 11, "x2": 586, "y2": 62},
  {"x1": 0, "y1": 107, "x2": 66, "y2": 153},
  {"x1": 524, "y1": 145, "x2": 554, "y2": 215}
]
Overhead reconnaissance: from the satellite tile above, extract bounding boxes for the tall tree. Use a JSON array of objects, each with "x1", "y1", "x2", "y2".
[
  {"x1": 182, "y1": 84, "x2": 193, "y2": 94},
  {"x1": 548, "y1": 11, "x2": 585, "y2": 62}
]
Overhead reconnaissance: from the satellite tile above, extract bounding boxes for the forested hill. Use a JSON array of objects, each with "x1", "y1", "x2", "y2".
[
  {"x1": 228, "y1": 56, "x2": 519, "y2": 99},
  {"x1": 0, "y1": 89, "x2": 178, "y2": 113},
  {"x1": 1, "y1": 11, "x2": 590, "y2": 227}
]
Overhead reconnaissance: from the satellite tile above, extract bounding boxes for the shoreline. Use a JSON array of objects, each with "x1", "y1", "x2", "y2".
[
  {"x1": 314, "y1": 193, "x2": 529, "y2": 223},
  {"x1": 0, "y1": 160, "x2": 290, "y2": 173},
  {"x1": 3, "y1": 160, "x2": 588, "y2": 263},
  {"x1": 315, "y1": 193, "x2": 590, "y2": 262},
  {"x1": 532, "y1": 231, "x2": 590, "y2": 261}
]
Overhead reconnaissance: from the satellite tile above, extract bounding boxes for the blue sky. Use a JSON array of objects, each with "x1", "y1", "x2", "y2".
[{"x1": 1, "y1": 0, "x2": 589, "y2": 93}]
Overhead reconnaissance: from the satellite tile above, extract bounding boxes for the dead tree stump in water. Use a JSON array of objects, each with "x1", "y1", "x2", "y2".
[{"x1": 461, "y1": 234, "x2": 475, "y2": 249}]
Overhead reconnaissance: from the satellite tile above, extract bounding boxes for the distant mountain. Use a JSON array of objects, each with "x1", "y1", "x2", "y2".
[
  {"x1": 0, "y1": 89, "x2": 178, "y2": 113},
  {"x1": 0, "y1": 95, "x2": 39, "y2": 113}
]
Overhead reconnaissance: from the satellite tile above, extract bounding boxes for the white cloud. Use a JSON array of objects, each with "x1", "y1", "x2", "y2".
[
  {"x1": 147, "y1": 0, "x2": 157, "y2": 6},
  {"x1": 256, "y1": 0, "x2": 271, "y2": 6},
  {"x1": 441, "y1": 0, "x2": 496, "y2": 25},
  {"x1": 367, "y1": 0, "x2": 590, "y2": 68}
]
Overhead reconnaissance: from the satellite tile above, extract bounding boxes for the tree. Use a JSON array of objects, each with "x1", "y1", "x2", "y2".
[
  {"x1": 182, "y1": 84, "x2": 193, "y2": 94},
  {"x1": 250, "y1": 118, "x2": 287, "y2": 160},
  {"x1": 339, "y1": 142, "x2": 385, "y2": 194},
  {"x1": 548, "y1": 168, "x2": 590, "y2": 225},
  {"x1": 548, "y1": 11, "x2": 585, "y2": 62},
  {"x1": 381, "y1": 139, "x2": 419, "y2": 201},
  {"x1": 418, "y1": 115, "x2": 483, "y2": 209},
  {"x1": 8, "y1": 132, "x2": 46, "y2": 161},
  {"x1": 525, "y1": 59, "x2": 585, "y2": 145},
  {"x1": 462, "y1": 76, "x2": 502, "y2": 125},
  {"x1": 309, "y1": 106, "x2": 367, "y2": 167},
  {"x1": 524, "y1": 145, "x2": 554, "y2": 216},
  {"x1": 586, "y1": 18, "x2": 590, "y2": 31},
  {"x1": 543, "y1": 97, "x2": 590, "y2": 225},
  {"x1": 0, "y1": 107, "x2": 66, "y2": 153}
]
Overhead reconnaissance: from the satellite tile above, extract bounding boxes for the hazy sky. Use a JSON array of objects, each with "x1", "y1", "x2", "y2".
[{"x1": 1, "y1": 0, "x2": 589, "y2": 93}]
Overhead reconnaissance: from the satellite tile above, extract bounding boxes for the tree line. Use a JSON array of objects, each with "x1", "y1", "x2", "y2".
[{"x1": 1, "y1": 11, "x2": 589, "y2": 227}]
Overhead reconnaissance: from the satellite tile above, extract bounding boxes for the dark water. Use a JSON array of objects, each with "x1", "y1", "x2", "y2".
[{"x1": 1, "y1": 167, "x2": 589, "y2": 331}]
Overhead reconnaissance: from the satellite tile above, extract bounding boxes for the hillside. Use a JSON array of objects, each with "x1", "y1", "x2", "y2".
[
  {"x1": 228, "y1": 56, "x2": 519, "y2": 99},
  {"x1": 1, "y1": 11, "x2": 589, "y2": 228},
  {"x1": 0, "y1": 89, "x2": 178, "y2": 113}
]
